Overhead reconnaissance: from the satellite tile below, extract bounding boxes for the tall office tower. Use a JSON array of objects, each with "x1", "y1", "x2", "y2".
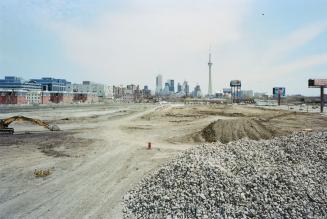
[
  {"x1": 177, "y1": 82, "x2": 182, "y2": 93},
  {"x1": 193, "y1": 84, "x2": 202, "y2": 97},
  {"x1": 208, "y1": 52, "x2": 213, "y2": 96},
  {"x1": 167, "y1": 79, "x2": 175, "y2": 92},
  {"x1": 163, "y1": 82, "x2": 170, "y2": 95},
  {"x1": 182, "y1": 81, "x2": 189, "y2": 96},
  {"x1": 155, "y1": 74, "x2": 162, "y2": 95}
]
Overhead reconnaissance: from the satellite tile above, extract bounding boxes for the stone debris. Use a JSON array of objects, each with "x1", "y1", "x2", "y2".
[{"x1": 123, "y1": 130, "x2": 327, "y2": 218}]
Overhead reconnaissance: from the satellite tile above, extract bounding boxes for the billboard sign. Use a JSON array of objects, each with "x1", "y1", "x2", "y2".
[
  {"x1": 230, "y1": 80, "x2": 241, "y2": 87},
  {"x1": 273, "y1": 87, "x2": 286, "y2": 97},
  {"x1": 308, "y1": 79, "x2": 327, "y2": 87}
]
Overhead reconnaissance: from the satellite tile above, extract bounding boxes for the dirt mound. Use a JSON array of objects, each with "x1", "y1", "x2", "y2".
[{"x1": 200, "y1": 118, "x2": 281, "y2": 143}]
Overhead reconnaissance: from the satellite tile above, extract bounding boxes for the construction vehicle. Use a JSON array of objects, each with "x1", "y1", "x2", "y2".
[{"x1": 0, "y1": 116, "x2": 60, "y2": 134}]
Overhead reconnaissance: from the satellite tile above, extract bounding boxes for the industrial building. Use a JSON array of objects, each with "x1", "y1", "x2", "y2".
[
  {"x1": 31, "y1": 77, "x2": 70, "y2": 92},
  {"x1": 0, "y1": 76, "x2": 41, "y2": 104},
  {"x1": 0, "y1": 76, "x2": 99, "y2": 105},
  {"x1": 0, "y1": 76, "x2": 41, "y2": 90}
]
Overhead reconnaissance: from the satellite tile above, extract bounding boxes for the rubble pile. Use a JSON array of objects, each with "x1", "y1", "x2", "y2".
[{"x1": 124, "y1": 131, "x2": 327, "y2": 218}]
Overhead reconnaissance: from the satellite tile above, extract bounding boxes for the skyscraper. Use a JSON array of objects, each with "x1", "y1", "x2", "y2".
[
  {"x1": 163, "y1": 82, "x2": 170, "y2": 95},
  {"x1": 177, "y1": 82, "x2": 182, "y2": 93},
  {"x1": 167, "y1": 79, "x2": 174, "y2": 92},
  {"x1": 193, "y1": 84, "x2": 202, "y2": 98},
  {"x1": 182, "y1": 81, "x2": 189, "y2": 96},
  {"x1": 155, "y1": 74, "x2": 162, "y2": 95},
  {"x1": 208, "y1": 52, "x2": 213, "y2": 96}
]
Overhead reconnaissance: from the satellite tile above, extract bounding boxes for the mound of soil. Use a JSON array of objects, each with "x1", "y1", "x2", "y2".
[{"x1": 200, "y1": 118, "x2": 281, "y2": 143}]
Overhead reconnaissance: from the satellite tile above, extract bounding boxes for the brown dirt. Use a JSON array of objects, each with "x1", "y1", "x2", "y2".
[
  {"x1": 0, "y1": 132, "x2": 95, "y2": 157},
  {"x1": 195, "y1": 111, "x2": 327, "y2": 144},
  {"x1": 199, "y1": 118, "x2": 279, "y2": 143}
]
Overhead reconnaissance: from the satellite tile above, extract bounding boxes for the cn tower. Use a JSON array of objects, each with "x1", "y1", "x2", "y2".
[{"x1": 208, "y1": 52, "x2": 213, "y2": 96}]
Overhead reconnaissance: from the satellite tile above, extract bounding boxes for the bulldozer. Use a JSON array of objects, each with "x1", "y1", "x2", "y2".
[{"x1": 0, "y1": 116, "x2": 60, "y2": 134}]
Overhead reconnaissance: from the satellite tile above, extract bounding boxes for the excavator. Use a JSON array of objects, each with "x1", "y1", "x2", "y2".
[{"x1": 0, "y1": 116, "x2": 60, "y2": 134}]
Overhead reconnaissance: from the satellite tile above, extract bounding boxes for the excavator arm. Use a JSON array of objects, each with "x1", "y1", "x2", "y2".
[{"x1": 0, "y1": 116, "x2": 60, "y2": 134}]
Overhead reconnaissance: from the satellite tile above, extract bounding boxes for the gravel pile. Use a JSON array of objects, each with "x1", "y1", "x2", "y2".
[{"x1": 123, "y1": 130, "x2": 327, "y2": 218}]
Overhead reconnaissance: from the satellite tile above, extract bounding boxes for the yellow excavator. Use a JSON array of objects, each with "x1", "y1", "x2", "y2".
[{"x1": 0, "y1": 116, "x2": 60, "y2": 134}]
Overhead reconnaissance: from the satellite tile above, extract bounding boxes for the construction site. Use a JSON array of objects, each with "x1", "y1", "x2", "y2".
[{"x1": 0, "y1": 102, "x2": 326, "y2": 218}]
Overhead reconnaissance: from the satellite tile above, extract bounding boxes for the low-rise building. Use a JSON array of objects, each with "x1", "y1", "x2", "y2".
[
  {"x1": 241, "y1": 90, "x2": 254, "y2": 98},
  {"x1": 66, "y1": 81, "x2": 108, "y2": 98},
  {"x1": 0, "y1": 76, "x2": 41, "y2": 105}
]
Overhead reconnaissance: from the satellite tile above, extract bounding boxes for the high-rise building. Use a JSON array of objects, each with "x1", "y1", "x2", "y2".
[
  {"x1": 182, "y1": 81, "x2": 189, "y2": 96},
  {"x1": 155, "y1": 74, "x2": 162, "y2": 95},
  {"x1": 163, "y1": 83, "x2": 170, "y2": 95},
  {"x1": 193, "y1": 84, "x2": 202, "y2": 98},
  {"x1": 167, "y1": 79, "x2": 175, "y2": 92},
  {"x1": 177, "y1": 83, "x2": 182, "y2": 93},
  {"x1": 208, "y1": 52, "x2": 213, "y2": 96},
  {"x1": 142, "y1": 85, "x2": 151, "y2": 97}
]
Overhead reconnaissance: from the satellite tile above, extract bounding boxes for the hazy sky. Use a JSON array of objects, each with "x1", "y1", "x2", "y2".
[{"x1": 0, "y1": 0, "x2": 327, "y2": 95}]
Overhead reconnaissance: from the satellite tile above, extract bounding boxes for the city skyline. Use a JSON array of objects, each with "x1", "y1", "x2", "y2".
[{"x1": 1, "y1": 0, "x2": 327, "y2": 96}]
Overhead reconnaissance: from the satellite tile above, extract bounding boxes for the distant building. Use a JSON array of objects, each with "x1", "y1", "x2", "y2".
[
  {"x1": 155, "y1": 75, "x2": 162, "y2": 96},
  {"x1": 163, "y1": 83, "x2": 170, "y2": 95},
  {"x1": 254, "y1": 92, "x2": 266, "y2": 98},
  {"x1": 66, "y1": 81, "x2": 109, "y2": 98},
  {"x1": 106, "y1": 86, "x2": 114, "y2": 99},
  {"x1": 241, "y1": 90, "x2": 254, "y2": 98},
  {"x1": 0, "y1": 76, "x2": 41, "y2": 91},
  {"x1": 113, "y1": 85, "x2": 126, "y2": 98},
  {"x1": 167, "y1": 79, "x2": 175, "y2": 93},
  {"x1": 223, "y1": 88, "x2": 231, "y2": 94},
  {"x1": 177, "y1": 82, "x2": 182, "y2": 93},
  {"x1": 182, "y1": 81, "x2": 190, "y2": 96},
  {"x1": 32, "y1": 77, "x2": 70, "y2": 92},
  {"x1": 126, "y1": 84, "x2": 137, "y2": 95},
  {"x1": 0, "y1": 76, "x2": 42, "y2": 104},
  {"x1": 215, "y1": 93, "x2": 223, "y2": 98},
  {"x1": 223, "y1": 88, "x2": 231, "y2": 98},
  {"x1": 142, "y1": 85, "x2": 151, "y2": 97},
  {"x1": 192, "y1": 84, "x2": 202, "y2": 98}
]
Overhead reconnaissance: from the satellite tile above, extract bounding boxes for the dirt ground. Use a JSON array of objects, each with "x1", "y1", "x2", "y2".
[{"x1": 0, "y1": 103, "x2": 326, "y2": 218}]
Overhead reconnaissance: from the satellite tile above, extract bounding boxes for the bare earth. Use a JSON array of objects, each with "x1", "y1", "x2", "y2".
[{"x1": 0, "y1": 103, "x2": 326, "y2": 218}]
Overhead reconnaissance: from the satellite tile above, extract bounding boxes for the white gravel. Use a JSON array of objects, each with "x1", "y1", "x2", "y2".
[{"x1": 124, "y1": 130, "x2": 327, "y2": 218}]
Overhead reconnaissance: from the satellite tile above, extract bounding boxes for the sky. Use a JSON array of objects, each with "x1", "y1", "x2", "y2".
[{"x1": 0, "y1": 0, "x2": 327, "y2": 96}]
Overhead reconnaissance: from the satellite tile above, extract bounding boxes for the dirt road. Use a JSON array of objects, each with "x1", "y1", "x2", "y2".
[{"x1": 0, "y1": 104, "x2": 216, "y2": 218}]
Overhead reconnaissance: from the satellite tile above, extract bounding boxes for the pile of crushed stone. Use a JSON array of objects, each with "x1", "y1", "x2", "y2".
[{"x1": 124, "y1": 130, "x2": 327, "y2": 218}]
